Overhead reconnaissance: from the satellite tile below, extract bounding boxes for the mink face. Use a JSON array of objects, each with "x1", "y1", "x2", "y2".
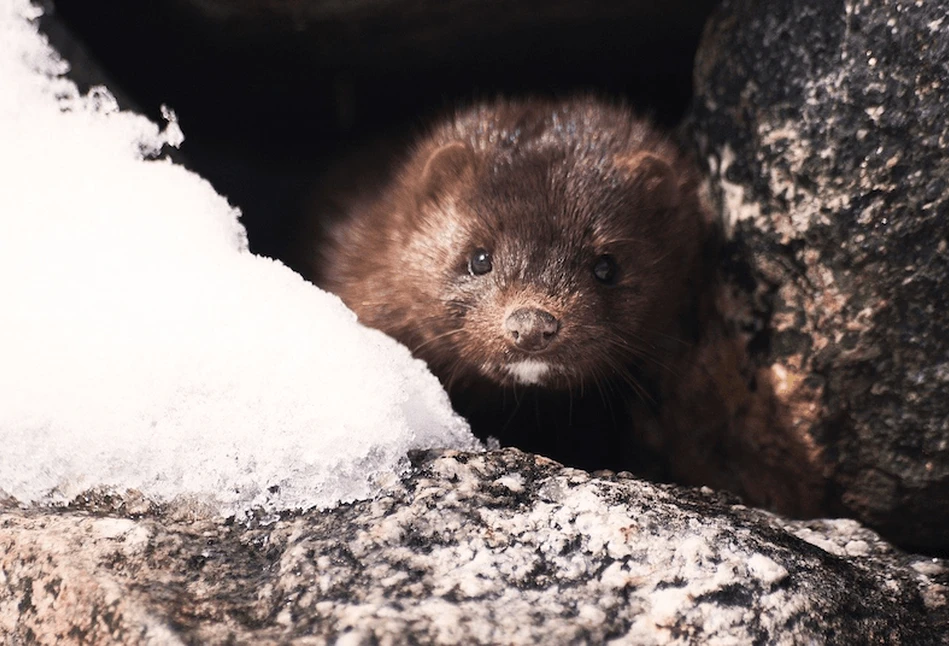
[{"x1": 312, "y1": 99, "x2": 707, "y2": 399}]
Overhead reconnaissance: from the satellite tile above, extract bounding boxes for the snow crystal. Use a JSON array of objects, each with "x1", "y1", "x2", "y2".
[{"x1": 0, "y1": 0, "x2": 478, "y2": 517}]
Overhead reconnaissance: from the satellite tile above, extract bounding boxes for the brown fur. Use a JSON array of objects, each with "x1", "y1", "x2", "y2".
[
  {"x1": 307, "y1": 98, "x2": 709, "y2": 395},
  {"x1": 303, "y1": 97, "x2": 827, "y2": 515}
]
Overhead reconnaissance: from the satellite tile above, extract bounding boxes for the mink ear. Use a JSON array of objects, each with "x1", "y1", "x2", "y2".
[
  {"x1": 617, "y1": 151, "x2": 679, "y2": 210},
  {"x1": 418, "y1": 142, "x2": 474, "y2": 204}
]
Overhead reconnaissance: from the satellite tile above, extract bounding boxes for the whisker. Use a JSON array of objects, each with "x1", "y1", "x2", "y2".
[
  {"x1": 443, "y1": 354, "x2": 469, "y2": 393},
  {"x1": 577, "y1": 329, "x2": 657, "y2": 366},
  {"x1": 501, "y1": 390, "x2": 525, "y2": 434},
  {"x1": 591, "y1": 366, "x2": 621, "y2": 431},
  {"x1": 599, "y1": 352, "x2": 655, "y2": 406},
  {"x1": 411, "y1": 328, "x2": 465, "y2": 354},
  {"x1": 606, "y1": 340, "x2": 677, "y2": 378},
  {"x1": 641, "y1": 326, "x2": 693, "y2": 349},
  {"x1": 585, "y1": 329, "x2": 682, "y2": 379}
]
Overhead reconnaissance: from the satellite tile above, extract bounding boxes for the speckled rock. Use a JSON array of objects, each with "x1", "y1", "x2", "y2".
[
  {"x1": 1, "y1": 449, "x2": 946, "y2": 644},
  {"x1": 690, "y1": 0, "x2": 949, "y2": 553}
]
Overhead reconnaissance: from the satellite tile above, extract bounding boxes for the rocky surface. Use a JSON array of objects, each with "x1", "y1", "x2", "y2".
[
  {"x1": 2, "y1": 449, "x2": 946, "y2": 644},
  {"x1": 690, "y1": 0, "x2": 949, "y2": 553}
]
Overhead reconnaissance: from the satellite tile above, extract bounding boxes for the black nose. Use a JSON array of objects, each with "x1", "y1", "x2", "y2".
[{"x1": 505, "y1": 308, "x2": 560, "y2": 352}]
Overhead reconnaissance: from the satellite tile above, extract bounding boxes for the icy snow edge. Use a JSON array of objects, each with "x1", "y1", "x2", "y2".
[{"x1": 0, "y1": 0, "x2": 478, "y2": 518}]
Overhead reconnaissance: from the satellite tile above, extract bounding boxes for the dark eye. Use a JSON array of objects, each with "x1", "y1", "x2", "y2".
[
  {"x1": 593, "y1": 254, "x2": 617, "y2": 284},
  {"x1": 468, "y1": 248, "x2": 493, "y2": 276}
]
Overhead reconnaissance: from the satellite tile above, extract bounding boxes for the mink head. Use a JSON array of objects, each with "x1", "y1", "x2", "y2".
[{"x1": 331, "y1": 100, "x2": 707, "y2": 393}]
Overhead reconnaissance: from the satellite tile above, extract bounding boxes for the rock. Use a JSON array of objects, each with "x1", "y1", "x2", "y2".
[
  {"x1": 690, "y1": 0, "x2": 949, "y2": 553},
  {"x1": 1, "y1": 449, "x2": 946, "y2": 643}
]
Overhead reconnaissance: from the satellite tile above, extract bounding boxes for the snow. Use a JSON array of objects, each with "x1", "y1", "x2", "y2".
[{"x1": 0, "y1": 0, "x2": 478, "y2": 517}]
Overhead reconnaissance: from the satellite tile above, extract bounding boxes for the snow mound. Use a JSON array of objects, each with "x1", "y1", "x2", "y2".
[{"x1": 0, "y1": 0, "x2": 478, "y2": 517}]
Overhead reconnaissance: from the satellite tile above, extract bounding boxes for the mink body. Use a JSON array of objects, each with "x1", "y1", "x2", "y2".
[{"x1": 304, "y1": 98, "x2": 711, "y2": 472}]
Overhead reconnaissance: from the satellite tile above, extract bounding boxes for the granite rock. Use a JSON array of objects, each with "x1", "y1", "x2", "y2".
[
  {"x1": 690, "y1": 0, "x2": 949, "y2": 553},
  {"x1": 1, "y1": 449, "x2": 946, "y2": 644}
]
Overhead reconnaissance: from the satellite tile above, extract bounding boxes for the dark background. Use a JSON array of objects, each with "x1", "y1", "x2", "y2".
[{"x1": 48, "y1": 0, "x2": 719, "y2": 265}]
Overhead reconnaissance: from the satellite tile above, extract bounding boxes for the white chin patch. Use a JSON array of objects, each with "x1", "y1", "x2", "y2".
[{"x1": 504, "y1": 360, "x2": 551, "y2": 386}]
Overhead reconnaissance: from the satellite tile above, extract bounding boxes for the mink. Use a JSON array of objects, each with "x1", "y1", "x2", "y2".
[{"x1": 303, "y1": 97, "x2": 712, "y2": 473}]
